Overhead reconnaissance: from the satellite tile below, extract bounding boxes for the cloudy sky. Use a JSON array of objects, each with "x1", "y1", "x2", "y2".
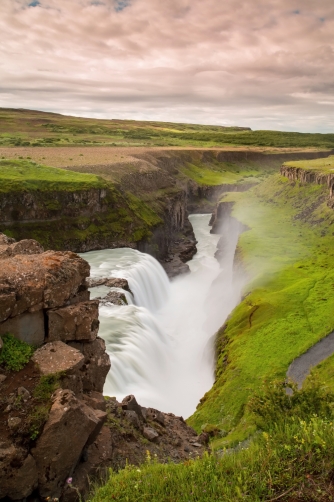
[{"x1": 1, "y1": 0, "x2": 334, "y2": 131}]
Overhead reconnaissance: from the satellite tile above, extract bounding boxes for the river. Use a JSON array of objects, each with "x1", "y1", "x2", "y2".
[{"x1": 81, "y1": 214, "x2": 240, "y2": 418}]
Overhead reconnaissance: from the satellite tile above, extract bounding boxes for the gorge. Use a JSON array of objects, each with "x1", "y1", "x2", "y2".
[
  {"x1": 84, "y1": 213, "x2": 243, "y2": 418},
  {"x1": 1, "y1": 109, "x2": 334, "y2": 501}
]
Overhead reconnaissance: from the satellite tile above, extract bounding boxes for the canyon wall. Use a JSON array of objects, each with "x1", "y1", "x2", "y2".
[
  {"x1": 1, "y1": 149, "x2": 333, "y2": 274},
  {"x1": 280, "y1": 164, "x2": 334, "y2": 207}
]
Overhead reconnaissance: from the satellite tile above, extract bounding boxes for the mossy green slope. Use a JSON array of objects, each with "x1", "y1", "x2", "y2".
[
  {"x1": 0, "y1": 159, "x2": 107, "y2": 192},
  {"x1": 188, "y1": 174, "x2": 334, "y2": 446},
  {"x1": 179, "y1": 160, "x2": 264, "y2": 186},
  {"x1": 284, "y1": 154, "x2": 334, "y2": 173}
]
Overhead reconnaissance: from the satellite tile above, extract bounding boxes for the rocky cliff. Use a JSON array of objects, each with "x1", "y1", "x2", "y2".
[
  {"x1": 0, "y1": 234, "x2": 208, "y2": 501},
  {"x1": 1, "y1": 149, "x2": 333, "y2": 279},
  {"x1": 280, "y1": 164, "x2": 334, "y2": 207}
]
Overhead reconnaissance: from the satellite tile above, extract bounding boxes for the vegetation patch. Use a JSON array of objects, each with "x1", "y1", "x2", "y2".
[
  {"x1": 0, "y1": 159, "x2": 107, "y2": 192},
  {"x1": 284, "y1": 155, "x2": 334, "y2": 174},
  {"x1": 179, "y1": 162, "x2": 256, "y2": 186},
  {"x1": 0, "y1": 333, "x2": 34, "y2": 371},
  {"x1": 188, "y1": 173, "x2": 334, "y2": 446},
  {"x1": 27, "y1": 373, "x2": 63, "y2": 440},
  {"x1": 1, "y1": 108, "x2": 334, "y2": 148}
]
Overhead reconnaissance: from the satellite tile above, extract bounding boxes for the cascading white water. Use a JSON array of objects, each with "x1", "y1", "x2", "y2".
[
  {"x1": 85, "y1": 248, "x2": 170, "y2": 312},
  {"x1": 81, "y1": 214, "x2": 241, "y2": 418}
]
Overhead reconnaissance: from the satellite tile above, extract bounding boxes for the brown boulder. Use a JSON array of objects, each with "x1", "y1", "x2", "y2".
[
  {"x1": 146, "y1": 407, "x2": 165, "y2": 427},
  {"x1": 10, "y1": 239, "x2": 44, "y2": 256},
  {"x1": 0, "y1": 442, "x2": 38, "y2": 500},
  {"x1": 69, "y1": 338, "x2": 110, "y2": 393},
  {"x1": 86, "y1": 409, "x2": 108, "y2": 446},
  {"x1": 105, "y1": 278, "x2": 131, "y2": 292},
  {"x1": 32, "y1": 389, "x2": 102, "y2": 497},
  {"x1": 101, "y1": 291, "x2": 128, "y2": 305},
  {"x1": 87, "y1": 277, "x2": 131, "y2": 293},
  {"x1": 143, "y1": 426, "x2": 159, "y2": 442},
  {"x1": 47, "y1": 301, "x2": 99, "y2": 342},
  {"x1": 122, "y1": 395, "x2": 144, "y2": 421},
  {"x1": 0, "y1": 310, "x2": 45, "y2": 346},
  {"x1": 42, "y1": 251, "x2": 90, "y2": 308},
  {"x1": 0, "y1": 251, "x2": 90, "y2": 318},
  {"x1": 124, "y1": 410, "x2": 141, "y2": 429},
  {"x1": 0, "y1": 233, "x2": 15, "y2": 245},
  {"x1": 32, "y1": 341, "x2": 85, "y2": 376}
]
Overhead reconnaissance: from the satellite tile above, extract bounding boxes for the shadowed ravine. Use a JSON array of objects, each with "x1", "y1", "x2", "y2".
[{"x1": 81, "y1": 214, "x2": 242, "y2": 418}]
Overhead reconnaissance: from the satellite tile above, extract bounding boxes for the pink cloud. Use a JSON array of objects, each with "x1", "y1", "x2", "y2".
[{"x1": 1, "y1": 0, "x2": 334, "y2": 131}]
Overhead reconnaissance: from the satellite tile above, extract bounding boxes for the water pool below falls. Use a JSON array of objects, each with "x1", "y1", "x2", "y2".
[{"x1": 81, "y1": 214, "x2": 240, "y2": 418}]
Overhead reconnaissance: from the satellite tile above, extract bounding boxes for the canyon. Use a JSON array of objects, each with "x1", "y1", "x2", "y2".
[{"x1": 1, "y1": 125, "x2": 334, "y2": 501}]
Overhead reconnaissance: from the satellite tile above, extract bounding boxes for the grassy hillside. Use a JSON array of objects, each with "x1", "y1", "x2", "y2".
[
  {"x1": 0, "y1": 159, "x2": 107, "y2": 192},
  {"x1": 188, "y1": 174, "x2": 334, "y2": 446},
  {"x1": 284, "y1": 154, "x2": 334, "y2": 174},
  {"x1": 1, "y1": 108, "x2": 334, "y2": 149}
]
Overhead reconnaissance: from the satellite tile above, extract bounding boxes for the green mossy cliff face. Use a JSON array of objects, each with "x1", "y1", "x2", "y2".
[{"x1": 188, "y1": 170, "x2": 334, "y2": 447}]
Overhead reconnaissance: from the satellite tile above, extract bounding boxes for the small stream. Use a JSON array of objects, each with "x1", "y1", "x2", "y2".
[{"x1": 81, "y1": 214, "x2": 241, "y2": 418}]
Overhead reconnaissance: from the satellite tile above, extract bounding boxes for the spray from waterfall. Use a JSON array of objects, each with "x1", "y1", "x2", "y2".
[{"x1": 81, "y1": 214, "x2": 243, "y2": 417}]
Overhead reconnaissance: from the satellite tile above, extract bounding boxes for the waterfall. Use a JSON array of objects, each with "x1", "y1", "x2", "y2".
[
  {"x1": 81, "y1": 214, "x2": 241, "y2": 417},
  {"x1": 85, "y1": 248, "x2": 170, "y2": 312}
]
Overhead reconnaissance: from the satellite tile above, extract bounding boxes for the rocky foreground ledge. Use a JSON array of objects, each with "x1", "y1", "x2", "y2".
[{"x1": 0, "y1": 234, "x2": 208, "y2": 501}]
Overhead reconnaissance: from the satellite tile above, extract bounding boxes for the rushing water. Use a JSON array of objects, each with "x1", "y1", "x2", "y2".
[{"x1": 81, "y1": 214, "x2": 240, "y2": 418}]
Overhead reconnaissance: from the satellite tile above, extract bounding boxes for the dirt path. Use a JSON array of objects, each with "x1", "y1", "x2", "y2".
[{"x1": 287, "y1": 331, "x2": 334, "y2": 387}]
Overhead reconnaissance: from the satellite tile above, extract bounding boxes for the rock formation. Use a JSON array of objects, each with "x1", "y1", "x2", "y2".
[
  {"x1": 280, "y1": 164, "x2": 334, "y2": 207},
  {"x1": 0, "y1": 233, "x2": 208, "y2": 501}
]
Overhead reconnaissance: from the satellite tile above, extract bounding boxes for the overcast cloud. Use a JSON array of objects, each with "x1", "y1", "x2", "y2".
[{"x1": 1, "y1": 0, "x2": 334, "y2": 131}]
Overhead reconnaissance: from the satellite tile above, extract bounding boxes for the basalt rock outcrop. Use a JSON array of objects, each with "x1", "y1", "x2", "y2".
[
  {"x1": 0, "y1": 234, "x2": 209, "y2": 501},
  {"x1": 0, "y1": 234, "x2": 110, "y2": 500},
  {"x1": 0, "y1": 234, "x2": 91, "y2": 344},
  {"x1": 280, "y1": 163, "x2": 334, "y2": 207}
]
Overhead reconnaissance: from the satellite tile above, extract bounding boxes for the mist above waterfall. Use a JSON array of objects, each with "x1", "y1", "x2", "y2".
[{"x1": 82, "y1": 214, "x2": 242, "y2": 418}]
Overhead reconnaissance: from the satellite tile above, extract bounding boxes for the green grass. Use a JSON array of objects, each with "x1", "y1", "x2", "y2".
[
  {"x1": 284, "y1": 155, "x2": 334, "y2": 174},
  {"x1": 27, "y1": 373, "x2": 63, "y2": 440},
  {"x1": 90, "y1": 384, "x2": 334, "y2": 501},
  {"x1": 179, "y1": 162, "x2": 261, "y2": 186},
  {"x1": 0, "y1": 333, "x2": 34, "y2": 371},
  {"x1": 1, "y1": 108, "x2": 334, "y2": 148},
  {"x1": 308, "y1": 355, "x2": 334, "y2": 393},
  {"x1": 188, "y1": 174, "x2": 334, "y2": 446},
  {"x1": 0, "y1": 159, "x2": 107, "y2": 192}
]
